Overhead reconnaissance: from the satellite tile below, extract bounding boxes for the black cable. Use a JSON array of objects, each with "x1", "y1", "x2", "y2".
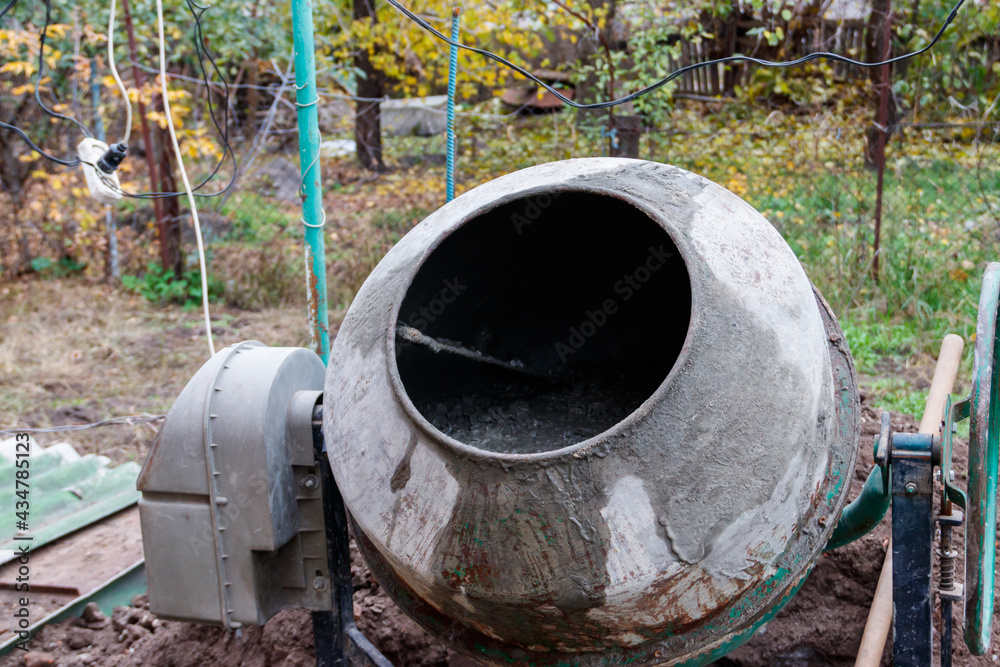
[
  {"x1": 104, "y1": 0, "x2": 238, "y2": 199},
  {"x1": 0, "y1": 119, "x2": 81, "y2": 166},
  {"x1": 35, "y1": 0, "x2": 91, "y2": 136},
  {"x1": 0, "y1": 0, "x2": 86, "y2": 165},
  {"x1": 0, "y1": 0, "x2": 18, "y2": 20},
  {"x1": 385, "y1": 0, "x2": 968, "y2": 110}
]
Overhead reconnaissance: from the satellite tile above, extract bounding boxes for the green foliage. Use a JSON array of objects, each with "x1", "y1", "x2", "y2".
[
  {"x1": 29, "y1": 256, "x2": 86, "y2": 276},
  {"x1": 218, "y1": 194, "x2": 297, "y2": 243},
  {"x1": 122, "y1": 263, "x2": 223, "y2": 309}
]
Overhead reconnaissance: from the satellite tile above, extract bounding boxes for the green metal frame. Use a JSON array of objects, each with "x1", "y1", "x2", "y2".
[
  {"x1": 292, "y1": 0, "x2": 331, "y2": 364},
  {"x1": 825, "y1": 262, "x2": 1000, "y2": 657},
  {"x1": 966, "y1": 261, "x2": 1000, "y2": 655},
  {"x1": 825, "y1": 465, "x2": 890, "y2": 551}
]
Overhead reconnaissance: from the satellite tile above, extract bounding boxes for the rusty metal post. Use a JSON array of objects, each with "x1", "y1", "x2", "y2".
[
  {"x1": 120, "y1": 0, "x2": 168, "y2": 271},
  {"x1": 872, "y1": 2, "x2": 891, "y2": 282},
  {"x1": 609, "y1": 115, "x2": 642, "y2": 158}
]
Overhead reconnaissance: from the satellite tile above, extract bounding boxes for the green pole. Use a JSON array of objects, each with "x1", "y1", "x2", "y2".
[{"x1": 291, "y1": 0, "x2": 330, "y2": 363}]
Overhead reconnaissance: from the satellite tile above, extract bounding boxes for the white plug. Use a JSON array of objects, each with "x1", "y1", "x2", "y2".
[{"x1": 77, "y1": 138, "x2": 123, "y2": 205}]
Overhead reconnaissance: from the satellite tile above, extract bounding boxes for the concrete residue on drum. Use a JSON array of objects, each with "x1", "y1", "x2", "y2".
[
  {"x1": 414, "y1": 371, "x2": 655, "y2": 454},
  {"x1": 324, "y1": 158, "x2": 860, "y2": 666}
]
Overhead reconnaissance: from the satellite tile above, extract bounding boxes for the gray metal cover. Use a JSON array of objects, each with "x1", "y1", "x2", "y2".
[
  {"x1": 324, "y1": 158, "x2": 860, "y2": 665},
  {"x1": 138, "y1": 342, "x2": 328, "y2": 628}
]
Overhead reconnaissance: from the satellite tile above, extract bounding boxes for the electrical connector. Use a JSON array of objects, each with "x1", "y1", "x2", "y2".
[
  {"x1": 97, "y1": 142, "x2": 128, "y2": 173},
  {"x1": 77, "y1": 138, "x2": 123, "y2": 205}
]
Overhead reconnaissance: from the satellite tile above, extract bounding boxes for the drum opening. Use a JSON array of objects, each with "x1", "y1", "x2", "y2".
[{"x1": 395, "y1": 190, "x2": 691, "y2": 454}]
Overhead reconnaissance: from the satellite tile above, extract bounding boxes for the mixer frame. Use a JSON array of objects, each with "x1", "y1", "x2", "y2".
[{"x1": 310, "y1": 403, "x2": 394, "y2": 667}]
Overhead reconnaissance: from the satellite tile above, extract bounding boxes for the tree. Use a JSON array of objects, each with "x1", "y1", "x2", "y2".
[{"x1": 353, "y1": 0, "x2": 384, "y2": 171}]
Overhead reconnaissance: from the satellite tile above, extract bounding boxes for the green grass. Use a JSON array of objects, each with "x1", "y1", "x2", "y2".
[
  {"x1": 865, "y1": 377, "x2": 929, "y2": 416},
  {"x1": 218, "y1": 191, "x2": 297, "y2": 242},
  {"x1": 443, "y1": 107, "x2": 997, "y2": 416}
]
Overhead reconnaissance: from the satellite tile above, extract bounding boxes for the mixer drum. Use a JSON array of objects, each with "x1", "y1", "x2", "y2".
[{"x1": 325, "y1": 158, "x2": 859, "y2": 666}]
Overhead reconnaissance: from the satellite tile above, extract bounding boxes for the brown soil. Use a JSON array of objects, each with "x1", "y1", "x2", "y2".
[
  {"x1": 4, "y1": 396, "x2": 997, "y2": 667},
  {"x1": 0, "y1": 509, "x2": 143, "y2": 645}
]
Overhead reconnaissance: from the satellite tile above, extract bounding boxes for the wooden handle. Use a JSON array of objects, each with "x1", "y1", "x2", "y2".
[
  {"x1": 919, "y1": 334, "x2": 965, "y2": 435},
  {"x1": 855, "y1": 548, "x2": 893, "y2": 666},
  {"x1": 854, "y1": 334, "x2": 965, "y2": 666}
]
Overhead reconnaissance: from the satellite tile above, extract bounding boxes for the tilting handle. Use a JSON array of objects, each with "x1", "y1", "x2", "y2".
[{"x1": 855, "y1": 333, "x2": 964, "y2": 667}]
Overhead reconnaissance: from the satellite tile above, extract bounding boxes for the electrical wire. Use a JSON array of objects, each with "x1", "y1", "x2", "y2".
[
  {"x1": 35, "y1": 0, "x2": 91, "y2": 136},
  {"x1": 107, "y1": 0, "x2": 132, "y2": 145},
  {"x1": 2, "y1": 0, "x2": 237, "y2": 191},
  {"x1": 155, "y1": 0, "x2": 215, "y2": 357},
  {"x1": 95, "y1": 0, "x2": 238, "y2": 200},
  {"x1": 385, "y1": 0, "x2": 968, "y2": 110},
  {"x1": 0, "y1": 119, "x2": 81, "y2": 165},
  {"x1": 0, "y1": 414, "x2": 165, "y2": 437},
  {"x1": 0, "y1": 0, "x2": 18, "y2": 20},
  {"x1": 0, "y1": 0, "x2": 85, "y2": 165}
]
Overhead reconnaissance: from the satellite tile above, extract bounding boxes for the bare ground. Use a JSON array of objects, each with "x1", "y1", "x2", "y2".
[{"x1": 1, "y1": 279, "x2": 996, "y2": 666}]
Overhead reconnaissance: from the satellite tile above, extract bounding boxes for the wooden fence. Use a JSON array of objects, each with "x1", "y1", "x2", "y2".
[{"x1": 665, "y1": 18, "x2": 868, "y2": 97}]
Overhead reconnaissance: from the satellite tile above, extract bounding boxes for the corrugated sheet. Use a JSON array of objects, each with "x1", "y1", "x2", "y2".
[{"x1": 0, "y1": 436, "x2": 140, "y2": 564}]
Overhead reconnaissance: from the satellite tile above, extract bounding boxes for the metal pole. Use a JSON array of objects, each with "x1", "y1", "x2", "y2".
[
  {"x1": 310, "y1": 406, "x2": 393, "y2": 667},
  {"x1": 91, "y1": 65, "x2": 119, "y2": 279},
  {"x1": 291, "y1": 0, "x2": 330, "y2": 363},
  {"x1": 872, "y1": 2, "x2": 891, "y2": 282},
  {"x1": 445, "y1": 8, "x2": 460, "y2": 203}
]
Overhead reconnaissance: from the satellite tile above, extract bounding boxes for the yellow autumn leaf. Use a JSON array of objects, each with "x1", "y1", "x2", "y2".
[{"x1": 1, "y1": 61, "x2": 35, "y2": 77}]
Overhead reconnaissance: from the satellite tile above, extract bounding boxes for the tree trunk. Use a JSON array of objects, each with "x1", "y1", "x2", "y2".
[
  {"x1": 0, "y1": 132, "x2": 31, "y2": 275},
  {"x1": 246, "y1": 62, "x2": 260, "y2": 132},
  {"x1": 154, "y1": 113, "x2": 184, "y2": 277},
  {"x1": 354, "y1": 0, "x2": 385, "y2": 171},
  {"x1": 574, "y1": 0, "x2": 618, "y2": 131}
]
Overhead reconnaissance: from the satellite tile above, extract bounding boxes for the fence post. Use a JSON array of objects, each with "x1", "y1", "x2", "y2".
[
  {"x1": 291, "y1": 0, "x2": 331, "y2": 363},
  {"x1": 872, "y1": 2, "x2": 892, "y2": 283}
]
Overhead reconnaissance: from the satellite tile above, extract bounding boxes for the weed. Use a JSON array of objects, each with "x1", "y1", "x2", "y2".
[
  {"x1": 122, "y1": 264, "x2": 225, "y2": 310},
  {"x1": 218, "y1": 193, "x2": 298, "y2": 242},
  {"x1": 30, "y1": 256, "x2": 86, "y2": 276}
]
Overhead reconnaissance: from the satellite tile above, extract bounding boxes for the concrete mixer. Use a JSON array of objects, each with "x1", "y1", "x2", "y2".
[{"x1": 136, "y1": 159, "x2": 1000, "y2": 667}]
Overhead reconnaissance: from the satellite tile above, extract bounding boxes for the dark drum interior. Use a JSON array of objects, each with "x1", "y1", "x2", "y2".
[{"x1": 395, "y1": 191, "x2": 691, "y2": 454}]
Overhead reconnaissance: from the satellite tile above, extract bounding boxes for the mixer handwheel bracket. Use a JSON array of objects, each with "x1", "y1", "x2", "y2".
[{"x1": 966, "y1": 261, "x2": 1000, "y2": 655}]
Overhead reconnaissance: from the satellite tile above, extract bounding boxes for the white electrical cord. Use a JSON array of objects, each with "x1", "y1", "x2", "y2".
[
  {"x1": 107, "y1": 0, "x2": 132, "y2": 145},
  {"x1": 155, "y1": 0, "x2": 215, "y2": 357}
]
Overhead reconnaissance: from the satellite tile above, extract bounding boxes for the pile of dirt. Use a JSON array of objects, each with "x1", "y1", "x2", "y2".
[{"x1": 5, "y1": 397, "x2": 996, "y2": 667}]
